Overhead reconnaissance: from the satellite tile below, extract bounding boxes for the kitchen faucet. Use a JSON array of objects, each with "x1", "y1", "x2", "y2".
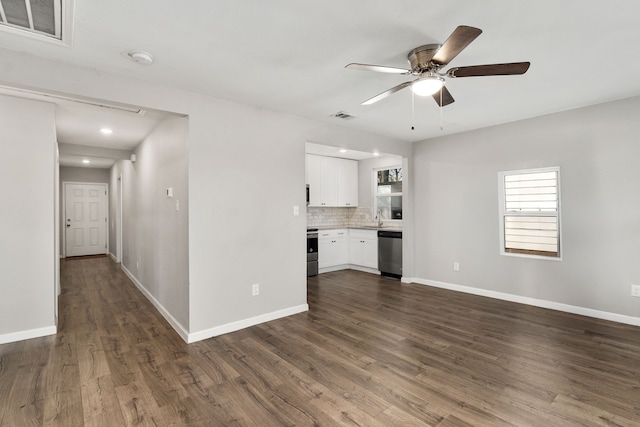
[{"x1": 376, "y1": 208, "x2": 383, "y2": 227}]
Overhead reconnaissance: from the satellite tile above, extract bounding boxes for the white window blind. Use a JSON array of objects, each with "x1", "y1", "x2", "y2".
[{"x1": 499, "y1": 168, "x2": 560, "y2": 258}]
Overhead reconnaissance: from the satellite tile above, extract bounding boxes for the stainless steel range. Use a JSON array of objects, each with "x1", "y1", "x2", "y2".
[{"x1": 307, "y1": 228, "x2": 318, "y2": 277}]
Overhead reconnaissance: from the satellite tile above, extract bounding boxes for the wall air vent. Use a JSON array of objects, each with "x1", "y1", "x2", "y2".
[
  {"x1": 331, "y1": 111, "x2": 355, "y2": 120},
  {"x1": 0, "y1": 0, "x2": 73, "y2": 44}
]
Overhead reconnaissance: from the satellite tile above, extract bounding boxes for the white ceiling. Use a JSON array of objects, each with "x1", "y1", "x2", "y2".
[
  {"x1": 54, "y1": 100, "x2": 170, "y2": 168},
  {"x1": 0, "y1": 86, "x2": 170, "y2": 168},
  {"x1": 1, "y1": 1, "x2": 639, "y2": 150}
]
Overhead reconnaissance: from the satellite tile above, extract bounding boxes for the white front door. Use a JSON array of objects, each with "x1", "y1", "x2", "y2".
[{"x1": 65, "y1": 183, "x2": 108, "y2": 257}]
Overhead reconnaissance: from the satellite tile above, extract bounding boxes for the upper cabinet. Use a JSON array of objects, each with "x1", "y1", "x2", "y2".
[
  {"x1": 306, "y1": 154, "x2": 324, "y2": 206},
  {"x1": 337, "y1": 158, "x2": 358, "y2": 206},
  {"x1": 307, "y1": 154, "x2": 358, "y2": 207}
]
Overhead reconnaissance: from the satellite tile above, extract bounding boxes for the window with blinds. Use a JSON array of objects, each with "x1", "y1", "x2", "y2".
[{"x1": 499, "y1": 168, "x2": 560, "y2": 258}]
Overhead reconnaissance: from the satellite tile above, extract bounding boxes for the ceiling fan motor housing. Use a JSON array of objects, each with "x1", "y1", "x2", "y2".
[{"x1": 407, "y1": 44, "x2": 442, "y2": 74}]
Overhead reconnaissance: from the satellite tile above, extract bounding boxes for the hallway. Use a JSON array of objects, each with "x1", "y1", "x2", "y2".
[{"x1": 0, "y1": 256, "x2": 192, "y2": 425}]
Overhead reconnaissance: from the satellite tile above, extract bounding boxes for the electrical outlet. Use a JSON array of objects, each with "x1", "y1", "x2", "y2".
[
  {"x1": 252, "y1": 283, "x2": 260, "y2": 296},
  {"x1": 631, "y1": 284, "x2": 640, "y2": 297},
  {"x1": 453, "y1": 262, "x2": 460, "y2": 272}
]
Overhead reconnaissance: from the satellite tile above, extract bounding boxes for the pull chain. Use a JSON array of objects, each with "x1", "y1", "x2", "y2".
[
  {"x1": 411, "y1": 91, "x2": 415, "y2": 130},
  {"x1": 439, "y1": 88, "x2": 444, "y2": 131}
]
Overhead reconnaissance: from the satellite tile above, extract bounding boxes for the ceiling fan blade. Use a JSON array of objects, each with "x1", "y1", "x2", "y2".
[
  {"x1": 361, "y1": 81, "x2": 413, "y2": 105},
  {"x1": 432, "y1": 86, "x2": 455, "y2": 106},
  {"x1": 345, "y1": 63, "x2": 411, "y2": 74},
  {"x1": 447, "y1": 62, "x2": 531, "y2": 78},
  {"x1": 432, "y1": 26, "x2": 483, "y2": 66}
]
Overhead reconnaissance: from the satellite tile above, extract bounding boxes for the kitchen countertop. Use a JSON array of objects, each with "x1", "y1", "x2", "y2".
[{"x1": 313, "y1": 226, "x2": 402, "y2": 232}]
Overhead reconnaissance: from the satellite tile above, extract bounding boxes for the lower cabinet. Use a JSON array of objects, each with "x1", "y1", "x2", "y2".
[
  {"x1": 318, "y1": 228, "x2": 378, "y2": 272},
  {"x1": 349, "y1": 229, "x2": 378, "y2": 269},
  {"x1": 318, "y1": 229, "x2": 349, "y2": 269}
]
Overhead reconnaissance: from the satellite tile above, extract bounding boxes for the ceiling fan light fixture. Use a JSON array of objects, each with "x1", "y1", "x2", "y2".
[{"x1": 411, "y1": 76, "x2": 445, "y2": 96}]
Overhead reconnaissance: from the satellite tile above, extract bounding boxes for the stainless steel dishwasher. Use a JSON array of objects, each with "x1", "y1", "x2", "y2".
[{"x1": 378, "y1": 230, "x2": 402, "y2": 278}]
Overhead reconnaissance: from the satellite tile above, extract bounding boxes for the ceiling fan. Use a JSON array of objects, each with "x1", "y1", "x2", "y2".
[{"x1": 346, "y1": 26, "x2": 530, "y2": 107}]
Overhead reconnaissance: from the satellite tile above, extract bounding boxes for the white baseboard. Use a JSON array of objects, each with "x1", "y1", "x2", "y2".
[
  {"x1": 188, "y1": 304, "x2": 309, "y2": 344},
  {"x1": 411, "y1": 277, "x2": 640, "y2": 327},
  {"x1": 0, "y1": 325, "x2": 57, "y2": 345},
  {"x1": 319, "y1": 265, "x2": 380, "y2": 275},
  {"x1": 120, "y1": 264, "x2": 190, "y2": 343},
  {"x1": 348, "y1": 265, "x2": 380, "y2": 275},
  {"x1": 119, "y1": 265, "x2": 309, "y2": 344},
  {"x1": 109, "y1": 253, "x2": 118, "y2": 263},
  {"x1": 318, "y1": 264, "x2": 349, "y2": 274}
]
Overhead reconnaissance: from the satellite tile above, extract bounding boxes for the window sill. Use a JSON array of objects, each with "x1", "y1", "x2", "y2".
[{"x1": 501, "y1": 249, "x2": 562, "y2": 261}]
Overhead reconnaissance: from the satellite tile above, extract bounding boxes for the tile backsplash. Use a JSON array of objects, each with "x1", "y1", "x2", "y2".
[{"x1": 307, "y1": 207, "x2": 402, "y2": 229}]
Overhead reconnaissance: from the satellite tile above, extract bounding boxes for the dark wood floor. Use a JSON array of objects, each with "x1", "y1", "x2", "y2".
[{"x1": 1, "y1": 257, "x2": 640, "y2": 426}]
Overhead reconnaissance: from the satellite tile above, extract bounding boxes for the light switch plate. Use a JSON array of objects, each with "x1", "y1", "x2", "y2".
[{"x1": 293, "y1": 205, "x2": 299, "y2": 216}]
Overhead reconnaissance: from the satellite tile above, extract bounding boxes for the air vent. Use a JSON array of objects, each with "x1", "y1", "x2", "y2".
[
  {"x1": 0, "y1": 0, "x2": 72, "y2": 43},
  {"x1": 331, "y1": 111, "x2": 355, "y2": 120}
]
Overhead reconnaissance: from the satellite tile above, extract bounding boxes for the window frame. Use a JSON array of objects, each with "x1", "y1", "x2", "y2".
[
  {"x1": 373, "y1": 165, "x2": 403, "y2": 222},
  {"x1": 498, "y1": 166, "x2": 562, "y2": 261}
]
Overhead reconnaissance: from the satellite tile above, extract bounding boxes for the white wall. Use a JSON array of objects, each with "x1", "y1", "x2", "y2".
[
  {"x1": 0, "y1": 95, "x2": 56, "y2": 343},
  {"x1": 111, "y1": 116, "x2": 190, "y2": 334},
  {"x1": 412, "y1": 96, "x2": 640, "y2": 323},
  {"x1": 60, "y1": 166, "x2": 110, "y2": 183},
  {"x1": 0, "y1": 48, "x2": 411, "y2": 343}
]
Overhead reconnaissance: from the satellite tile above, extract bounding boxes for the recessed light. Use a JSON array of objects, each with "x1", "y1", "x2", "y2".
[
  {"x1": 100, "y1": 128, "x2": 113, "y2": 135},
  {"x1": 339, "y1": 149, "x2": 348, "y2": 153},
  {"x1": 82, "y1": 159, "x2": 90, "y2": 164},
  {"x1": 373, "y1": 152, "x2": 380, "y2": 156}
]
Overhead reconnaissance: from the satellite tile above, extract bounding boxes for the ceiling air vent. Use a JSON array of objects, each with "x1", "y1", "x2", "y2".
[
  {"x1": 331, "y1": 111, "x2": 355, "y2": 120},
  {"x1": 0, "y1": 0, "x2": 73, "y2": 44}
]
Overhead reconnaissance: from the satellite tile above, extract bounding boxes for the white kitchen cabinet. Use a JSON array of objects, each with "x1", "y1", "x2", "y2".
[
  {"x1": 306, "y1": 154, "x2": 358, "y2": 207},
  {"x1": 349, "y1": 229, "x2": 378, "y2": 269},
  {"x1": 307, "y1": 154, "x2": 322, "y2": 206},
  {"x1": 318, "y1": 229, "x2": 349, "y2": 270},
  {"x1": 320, "y1": 156, "x2": 338, "y2": 206},
  {"x1": 337, "y1": 158, "x2": 358, "y2": 207}
]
